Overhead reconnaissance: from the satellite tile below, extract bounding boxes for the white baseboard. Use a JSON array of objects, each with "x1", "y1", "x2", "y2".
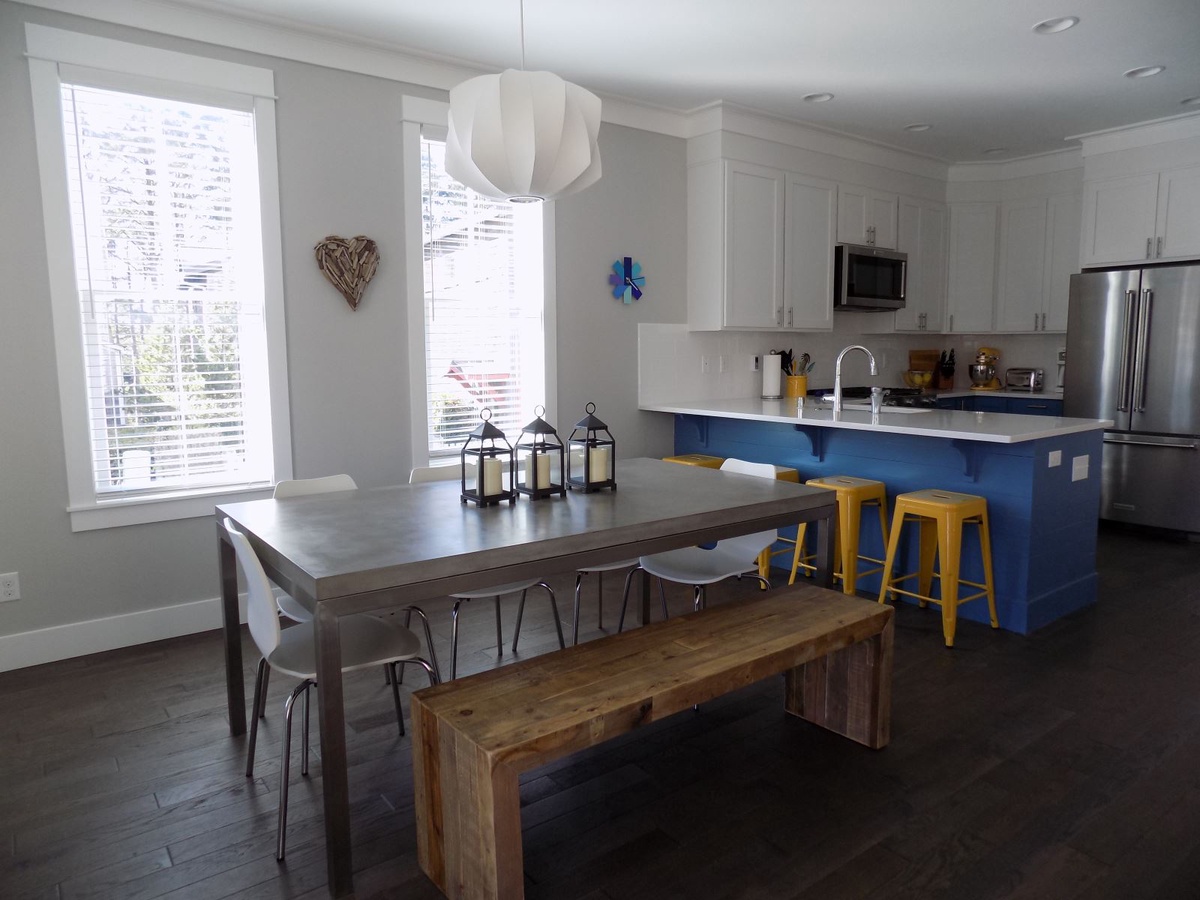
[{"x1": 0, "y1": 594, "x2": 248, "y2": 673}]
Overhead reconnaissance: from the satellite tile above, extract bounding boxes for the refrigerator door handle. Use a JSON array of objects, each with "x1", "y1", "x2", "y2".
[
  {"x1": 1116, "y1": 289, "x2": 1138, "y2": 412},
  {"x1": 1104, "y1": 436, "x2": 1197, "y2": 450},
  {"x1": 1132, "y1": 289, "x2": 1153, "y2": 413}
]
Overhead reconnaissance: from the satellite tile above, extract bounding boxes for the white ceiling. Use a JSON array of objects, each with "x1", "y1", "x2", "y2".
[{"x1": 146, "y1": 0, "x2": 1200, "y2": 162}]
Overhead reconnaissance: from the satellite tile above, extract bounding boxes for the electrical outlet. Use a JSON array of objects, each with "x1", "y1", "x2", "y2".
[
  {"x1": 700, "y1": 356, "x2": 711, "y2": 374},
  {"x1": 1072, "y1": 454, "x2": 1089, "y2": 482},
  {"x1": 718, "y1": 355, "x2": 726, "y2": 373},
  {"x1": 1048, "y1": 450, "x2": 1062, "y2": 468},
  {"x1": 0, "y1": 572, "x2": 19, "y2": 602},
  {"x1": 752, "y1": 355, "x2": 761, "y2": 372}
]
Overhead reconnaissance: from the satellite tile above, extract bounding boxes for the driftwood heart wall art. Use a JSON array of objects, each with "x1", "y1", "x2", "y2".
[{"x1": 314, "y1": 235, "x2": 379, "y2": 311}]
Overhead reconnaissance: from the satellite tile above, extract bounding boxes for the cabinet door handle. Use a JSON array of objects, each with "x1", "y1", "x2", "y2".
[
  {"x1": 949, "y1": 313, "x2": 954, "y2": 331},
  {"x1": 1146, "y1": 237, "x2": 1153, "y2": 259},
  {"x1": 776, "y1": 308, "x2": 782, "y2": 326},
  {"x1": 787, "y1": 307, "x2": 793, "y2": 327},
  {"x1": 1028, "y1": 404, "x2": 1048, "y2": 409},
  {"x1": 1157, "y1": 236, "x2": 1163, "y2": 259}
]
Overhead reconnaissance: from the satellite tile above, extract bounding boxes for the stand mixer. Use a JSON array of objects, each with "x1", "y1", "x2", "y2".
[{"x1": 968, "y1": 347, "x2": 1003, "y2": 390}]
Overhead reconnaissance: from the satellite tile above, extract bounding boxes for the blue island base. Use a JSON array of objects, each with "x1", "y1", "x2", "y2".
[{"x1": 674, "y1": 415, "x2": 1104, "y2": 636}]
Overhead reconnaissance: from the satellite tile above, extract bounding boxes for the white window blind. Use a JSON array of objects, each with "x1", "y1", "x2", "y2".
[
  {"x1": 59, "y1": 82, "x2": 273, "y2": 495},
  {"x1": 420, "y1": 138, "x2": 545, "y2": 459}
]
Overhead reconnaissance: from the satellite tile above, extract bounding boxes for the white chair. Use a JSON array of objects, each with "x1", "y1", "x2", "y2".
[
  {"x1": 224, "y1": 517, "x2": 438, "y2": 861},
  {"x1": 270, "y1": 474, "x2": 440, "y2": 689},
  {"x1": 571, "y1": 560, "x2": 639, "y2": 645},
  {"x1": 409, "y1": 466, "x2": 565, "y2": 679},
  {"x1": 269, "y1": 475, "x2": 358, "y2": 624},
  {"x1": 616, "y1": 458, "x2": 778, "y2": 629}
]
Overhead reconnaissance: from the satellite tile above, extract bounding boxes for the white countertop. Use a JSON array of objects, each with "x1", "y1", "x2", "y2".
[
  {"x1": 935, "y1": 389, "x2": 1065, "y2": 400},
  {"x1": 641, "y1": 397, "x2": 1111, "y2": 444}
]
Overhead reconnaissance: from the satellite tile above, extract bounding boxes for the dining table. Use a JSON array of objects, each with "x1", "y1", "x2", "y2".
[{"x1": 216, "y1": 456, "x2": 837, "y2": 897}]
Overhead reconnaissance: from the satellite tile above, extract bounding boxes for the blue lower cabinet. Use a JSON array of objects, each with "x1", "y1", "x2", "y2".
[
  {"x1": 1008, "y1": 397, "x2": 1062, "y2": 416},
  {"x1": 935, "y1": 396, "x2": 1063, "y2": 415}
]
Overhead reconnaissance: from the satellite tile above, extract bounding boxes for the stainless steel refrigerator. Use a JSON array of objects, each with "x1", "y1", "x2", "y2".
[{"x1": 1064, "y1": 264, "x2": 1200, "y2": 534}]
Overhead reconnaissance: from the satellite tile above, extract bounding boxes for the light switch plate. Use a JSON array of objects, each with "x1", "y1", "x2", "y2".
[
  {"x1": 1048, "y1": 449, "x2": 1062, "y2": 467},
  {"x1": 1071, "y1": 454, "x2": 1089, "y2": 481}
]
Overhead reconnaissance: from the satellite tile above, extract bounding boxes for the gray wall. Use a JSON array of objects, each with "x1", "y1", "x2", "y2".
[{"x1": 0, "y1": 1, "x2": 685, "y2": 645}]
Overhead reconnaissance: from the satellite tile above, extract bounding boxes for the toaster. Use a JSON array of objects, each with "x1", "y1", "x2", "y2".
[{"x1": 1005, "y1": 368, "x2": 1044, "y2": 391}]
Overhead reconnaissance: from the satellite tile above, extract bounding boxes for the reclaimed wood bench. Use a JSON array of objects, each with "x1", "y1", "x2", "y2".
[{"x1": 412, "y1": 584, "x2": 894, "y2": 900}]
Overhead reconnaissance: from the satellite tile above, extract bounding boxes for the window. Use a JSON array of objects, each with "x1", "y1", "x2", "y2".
[
  {"x1": 28, "y1": 26, "x2": 290, "y2": 530},
  {"x1": 418, "y1": 138, "x2": 546, "y2": 460}
]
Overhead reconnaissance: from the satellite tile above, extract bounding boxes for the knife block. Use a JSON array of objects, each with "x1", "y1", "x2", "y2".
[{"x1": 935, "y1": 370, "x2": 954, "y2": 390}]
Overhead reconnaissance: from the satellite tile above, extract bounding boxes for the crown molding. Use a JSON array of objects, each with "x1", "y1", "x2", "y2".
[
  {"x1": 682, "y1": 102, "x2": 950, "y2": 181},
  {"x1": 947, "y1": 147, "x2": 1083, "y2": 183},
  {"x1": 1069, "y1": 112, "x2": 1200, "y2": 157}
]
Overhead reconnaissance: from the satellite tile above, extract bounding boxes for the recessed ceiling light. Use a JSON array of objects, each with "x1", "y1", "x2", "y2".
[
  {"x1": 1033, "y1": 16, "x2": 1080, "y2": 34},
  {"x1": 903, "y1": 123, "x2": 932, "y2": 132},
  {"x1": 803, "y1": 92, "x2": 834, "y2": 103},
  {"x1": 984, "y1": 148, "x2": 1009, "y2": 155},
  {"x1": 1182, "y1": 97, "x2": 1200, "y2": 107},
  {"x1": 1124, "y1": 65, "x2": 1166, "y2": 78}
]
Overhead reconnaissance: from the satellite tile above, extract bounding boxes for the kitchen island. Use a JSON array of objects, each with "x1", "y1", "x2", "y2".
[{"x1": 641, "y1": 397, "x2": 1112, "y2": 635}]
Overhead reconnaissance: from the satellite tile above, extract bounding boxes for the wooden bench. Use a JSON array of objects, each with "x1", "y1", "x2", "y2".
[{"x1": 412, "y1": 584, "x2": 894, "y2": 900}]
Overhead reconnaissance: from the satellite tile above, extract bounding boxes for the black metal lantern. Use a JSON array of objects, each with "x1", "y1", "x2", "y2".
[
  {"x1": 459, "y1": 408, "x2": 516, "y2": 506},
  {"x1": 516, "y1": 406, "x2": 566, "y2": 500},
  {"x1": 566, "y1": 402, "x2": 616, "y2": 492}
]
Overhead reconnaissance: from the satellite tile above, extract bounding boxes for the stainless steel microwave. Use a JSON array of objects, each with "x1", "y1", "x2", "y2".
[{"x1": 834, "y1": 243, "x2": 907, "y2": 311}]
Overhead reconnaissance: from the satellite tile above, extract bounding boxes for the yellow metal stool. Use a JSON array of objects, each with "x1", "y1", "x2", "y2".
[
  {"x1": 789, "y1": 476, "x2": 889, "y2": 595},
  {"x1": 877, "y1": 489, "x2": 998, "y2": 647},
  {"x1": 662, "y1": 454, "x2": 725, "y2": 469}
]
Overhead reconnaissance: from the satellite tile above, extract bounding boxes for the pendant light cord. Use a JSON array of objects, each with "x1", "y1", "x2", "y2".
[{"x1": 519, "y1": 0, "x2": 527, "y2": 70}]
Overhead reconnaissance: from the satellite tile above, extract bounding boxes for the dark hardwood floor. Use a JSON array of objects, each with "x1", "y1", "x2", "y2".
[{"x1": 3, "y1": 523, "x2": 1199, "y2": 899}]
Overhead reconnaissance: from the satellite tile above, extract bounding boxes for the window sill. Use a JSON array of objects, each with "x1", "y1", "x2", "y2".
[{"x1": 68, "y1": 484, "x2": 276, "y2": 532}]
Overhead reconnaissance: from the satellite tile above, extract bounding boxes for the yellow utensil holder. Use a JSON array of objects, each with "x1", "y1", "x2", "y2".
[{"x1": 785, "y1": 375, "x2": 808, "y2": 398}]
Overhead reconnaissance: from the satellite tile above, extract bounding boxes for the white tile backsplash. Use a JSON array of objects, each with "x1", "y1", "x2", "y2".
[{"x1": 639, "y1": 322, "x2": 1068, "y2": 404}]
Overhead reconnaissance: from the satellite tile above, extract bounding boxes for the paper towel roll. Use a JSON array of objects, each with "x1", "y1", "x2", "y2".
[{"x1": 761, "y1": 353, "x2": 783, "y2": 399}]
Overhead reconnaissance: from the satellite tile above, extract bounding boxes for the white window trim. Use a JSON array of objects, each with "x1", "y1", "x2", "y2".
[
  {"x1": 27, "y1": 25, "x2": 292, "y2": 531},
  {"x1": 400, "y1": 95, "x2": 558, "y2": 470}
]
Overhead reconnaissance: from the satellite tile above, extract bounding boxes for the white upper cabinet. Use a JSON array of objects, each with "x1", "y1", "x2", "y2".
[
  {"x1": 837, "y1": 184, "x2": 898, "y2": 249},
  {"x1": 995, "y1": 198, "x2": 1048, "y2": 332},
  {"x1": 946, "y1": 202, "x2": 998, "y2": 333},
  {"x1": 894, "y1": 197, "x2": 947, "y2": 332},
  {"x1": 1157, "y1": 166, "x2": 1200, "y2": 262},
  {"x1": 1081, "y1": 166, "x2": 1200, "y2": 266},
  {"x1": 1043, "y1": 191, "x2": 1081, "y2": 332},
  {"x1": 723, "y1": 161, "x2": 785, "y2": 328},
  {"x1": 687, "y1": 158, "x2": 835, "y2": 331},
  {"x1": 784, "y1": 173, "x2": 837, "y2": 330}
]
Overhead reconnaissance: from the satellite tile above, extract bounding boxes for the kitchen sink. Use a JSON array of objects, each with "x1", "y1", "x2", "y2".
[{"x1": 816, "y1": 399, "x2": 934, "y2": 414}]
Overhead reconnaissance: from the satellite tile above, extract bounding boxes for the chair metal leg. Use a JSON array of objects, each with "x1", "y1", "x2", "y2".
[
  {"x1": 389, "y1": 661, "x2": 404, "y2": 736},
  {"x1": 257, "y1": 664, "x2": 270, "y2": 719},
  {"x1": 494, "y1": 595, "x2": 505, "y2": 657},
  {"x1": 544, "y1": 583, "x2": 564, "y2": 649},
  {"x1": 246, "y1": 657, "x2": 267, "y2": 777},
  {"x1": 277, "y1": 680, "x2": 311, "y2": 861},
  {"x1": 402, "y1": 605, "x2": 441, "y2": 683},
  {"x1": 512, "y1": 583, "x2": 562, "y2": 652},
  {"x1": 572, "y1": 572, "x2": 584, "y2": 646},
  {"x1": 450, "y1": 598, "x2": 466, "y2": 680},
  {"x1": 512, "y1": 591, "x2": 526, "y2": 651},
  {"x1": 301, "y1": 683, "x2": 310, "y2": 777},
  {"x1": 617, "y1": 565, "x2": 645, "y2": 633},
  {"x1": 398, "y1": 656, "x2": 440, "y2": 687},
  {"x1": 597, "y1": 571, "x2": 604, "y2": 629},
  {"x1": 659, "y1": 579, "x2": 670, "y2": 618},
  {"x1": 694, "y1": 585, "x2": 704, "y2": 611}
]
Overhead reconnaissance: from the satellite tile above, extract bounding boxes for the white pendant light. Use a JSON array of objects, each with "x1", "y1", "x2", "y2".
[{"x1": 445, "y1": 2, "x2": 601, "y2": 203}]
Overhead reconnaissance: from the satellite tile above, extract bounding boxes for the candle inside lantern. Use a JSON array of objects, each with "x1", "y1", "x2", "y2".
[
  {"x1": 525, "y1": 454, "x2": 551, "y2": 489},
  {"x1": 588, "y1": 446, "x2": 609, "y2": 483},
  {"x1": 482, "y1": 457, "x2": 502, "y2": 496}
]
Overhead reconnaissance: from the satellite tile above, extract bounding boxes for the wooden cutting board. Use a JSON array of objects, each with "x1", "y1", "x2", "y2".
[{"x1": 909, "y1": 349, "x2": 940, "y2": 372}]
